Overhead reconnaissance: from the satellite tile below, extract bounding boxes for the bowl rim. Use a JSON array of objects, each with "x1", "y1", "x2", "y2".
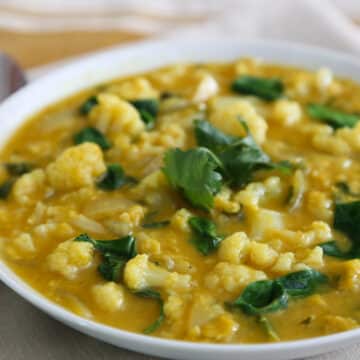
[{"x1": 1, "y1": 37, "x2": 360, "y2": 357}]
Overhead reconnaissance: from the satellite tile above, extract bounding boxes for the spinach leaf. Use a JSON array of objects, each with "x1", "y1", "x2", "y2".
[
  {"x1": 194, "y1": 119, "x2": 289, "y2": 187},
  {"x1": 5, "y1": 162, "x2": 33, "y2": 176},
  {"x1": 135, "y1": 289, "x2": 165, "y2": 334},
  {"x1": 79, "y1": 95, "x2": 98, "y2": 115},
  {"x1": 188, "y1": 216, "x2": 224, "y2": 255},
  {"x1": 130, "y1": 99, "x2": 159, "y2": 130},
  {"x1": 75, "y1": 233, "x2": 136, "y2": 281},
  {"x1": 142, "y1": 220, "x2": 170, "y2": 229},
  {"x1": 307, "y1": 104, "x2": 359, "y2": 129},
  {"x1": 228, "y1": 270, "x2": 328, "y2": 316},
  {"x1": 320, "y1": 241, "x2": 351, "y2": 259},
  {"x1": 231, "y1": 76, "x2": 284, "y2": 101},
  {"x1": 97, "y1": 164, "x2": 136, "y2": 191},
  {"x1": 162, "y1": 147, "x2": 223, "y2": 211},
  {"x1": 228, "y1": 280, "x2": 288, "y2": 315},
  {"x1": 0, "y1": 179, "x2": 14, "y2": 199},
  {"x1": 73, "y1": 127, "x2": 111, "y2": 150},
  {"x1": 278, "y1": 269, "x2": 328, "y2": 297}
]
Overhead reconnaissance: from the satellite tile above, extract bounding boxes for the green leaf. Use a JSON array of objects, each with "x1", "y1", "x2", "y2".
[
  {"x1": 5, "y1": 162, "x2": 33, "y2": 176},
  {"x1": 130, "y1": 99, "x2": 159, "y2": 130},
  {"x1": 0, "y1": 179, "x2": 14, "y2": 199},
  {"x1": 79, "y1": 95, "x2": 98, "y2": 115},
  {"x1": 142, "y1": 220, "x2": 170, "y2": 229},
  {"x1": 135, "y1": 289, "x2": 165, "y2": 334},
  {"x1": 278, "y1": 270, "x2": 328, "y2": 297},
  {"x1": 162, "y1": 147, "x2": 223, "y2": 211},
  {"x1": 320, "y1": 241, "x2": 351, "y2": 259},
  {"x1": 188, "y1": 216, "x2": 224, "y2": 255},
  {"x1": 75, "y1": 233, "x2": 136, "y2": 258},
  {"x1": 335, "y1": 182, "x2": 360, "y2": 199},
  {"x1": 307, "y1": 103, "x2": 359, "y2": 129},
  {"x1": 319, "y1": 201, "x2": 360, "y2": 260},
  {"x1": 231, "y1": 76, "x2": 284, "y2": 101},
  {"x1": 75, "y1": 233, "x2": 136, "y2": 281},
  {"x1": 97, "y1": 163, "x2": 136, "y2": 191},
  {"x1": 98, "y1": 253, "x2": 127, "y2": 282},
  {"x1": 73, "y1": 127, "x2": 111, "y2": 150},
  {"x1": 194, "y1": 119, "x2": 287, "y2": 187},
  {"x1": 228, "y1": 280, "x2": 288, "y2": 315}
]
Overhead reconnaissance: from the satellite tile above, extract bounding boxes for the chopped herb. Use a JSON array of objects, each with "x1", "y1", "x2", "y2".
[
  {"x1": 142, "y1": 220, "x2": 170, "y2": 229},
  {"x1": 162, "y1": 147, "x2": 223, "y2": 211},
  {"x1": 74, "y1": 233, "x2": 136, "y2": 281},
  {"x1": 228, "y1": 280, "x2": 288, "y2": 315},
  {"x1": 194, "y1": 119, "x2": 290, "y2": 187},
  {"x1": 231, "y1": 76, "x2": 284, "y2": 101},
  {"x1": 335, "y1": 182, "x2": 360, "y2": 198},
  {"x1": 188, "y1": 216, "x2": 224, "y2": 255},
  {"x1": 320, "y1": 241, "x2": 350, "y2": 259},
  {"x1": 73, "y1": 127, "x2": 111, "y2": 150},
  {"x1": 307, "y1": 104, "x2": 359, "y2": 129},
  {"x1": 97, "y1": 164, "x2": 136, "y2": 191},
  {"x1": 277, "y1": 269, "x2": 328, "y2": 297},
  {"x1": 79, "y1": 95, "x2": 98, "y2": 115},
  {"x1": 131, "y1": 99, "x2": 159, "y2": 130},
  {"x1": 257, "y1": 316, "x2": 279, "y2": 341},
  {"x1": 135, "y1": 289, "x2": 165, "y2": 334},
  {"x1": 5, "y1": 162, "x2": 32, "y2": 176},
  {"x1": 0, "y1": 179, "x2": 14, "y2": 199},
  {"x1": 228, "y1": 270, "x2": 327, "y2": 316}
]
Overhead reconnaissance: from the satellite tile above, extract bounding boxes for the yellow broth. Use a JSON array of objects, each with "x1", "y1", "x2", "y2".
[{"x1": 0, "y1": 59, "x2": 360, "y2": 343}]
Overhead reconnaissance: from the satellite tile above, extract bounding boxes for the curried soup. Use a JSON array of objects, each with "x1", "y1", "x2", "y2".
[{"x1": 0, "y1": 59, "x2": 359, "y2": 343}]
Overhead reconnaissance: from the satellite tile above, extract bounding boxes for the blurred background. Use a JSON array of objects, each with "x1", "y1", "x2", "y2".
[{"x1": 0, "y1": 0, "x2": 360, "y2": 74}]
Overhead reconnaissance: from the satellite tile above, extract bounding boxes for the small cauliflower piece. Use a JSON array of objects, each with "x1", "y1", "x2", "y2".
[
  {"x1": 272, "y1": 99, "x2": 302, "y2": 126},
  {"x1": 124, "y1": 254, "x2": 192, "y2": 293},
  {"x1": 204, "y1": 262, "x2": 267, "y2": 294},
  {"x1": 170, "y1": 208, "x2": 193, "y2": 233},
  {"x1": 306, "y1": 190, "x2": 333, "y2": 221},
  {"x1": 92, "y1": 282, "x2": 125, "y2": 312},
  {"x1": 106, "y1": 77, "x2": 158, "y2": 100},
  {"x1": 302, "y1": 246, "x2": 324, "y2": 269},
  {"x1": 315, "y1": 67, "x2": 333, "y2": 92},
  {"x1": 218, "y1": 232, "x2": 250, "y2": 264},
  {"x1": 47, "y1": 239, "x2": 94, "y2": 279},
  {"x1": 248, "y1": 242, "x2": 278, "y2": 269},
  {"x1": 214, "y1": 187, "x2": 240, "y2": 214},
  {"x1": 89, "y1": 93, "x2": 145, "y2": 138},
  {"x1": 47, "y1": 143, "x2": 106, "y2": 191},
  {"x1": 5, "y1": 233, "x2": 36, "y2": 260},
  {"x1": 136, "y1": 232, "x2": 161, "y2": 255},
  {"x1": 340, "y1": 259, "x2": 360, "y2": 291},
  {"x1": 249, "y1": 208, "x2": 284, "y2": 239},
  {"x1": 209, "y1": 97, "x2": 268, "y2": 144},
  {"x1": 192, "y1": 74, "x2": 219, "y2": 103},
  {"x1": 201, "y1": 314, "x2": 239, "y2": 342},
  {"x1": 13, "y1": 169, "x2": 46, "y2": 205},
  {"x1": 271, "y1": 252, "x2": 295, "y2": 274}
]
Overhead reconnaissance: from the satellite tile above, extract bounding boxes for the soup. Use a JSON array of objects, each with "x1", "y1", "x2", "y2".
[{"x1": 0, "y1": 58, "x2": 359, "y2": 343}]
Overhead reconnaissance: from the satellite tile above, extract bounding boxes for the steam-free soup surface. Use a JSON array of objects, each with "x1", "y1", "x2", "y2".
[{"x1": 0, "y1": 59, "x2": 360, "y2": 343}]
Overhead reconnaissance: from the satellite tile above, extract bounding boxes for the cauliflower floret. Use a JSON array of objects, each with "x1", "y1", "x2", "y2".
[
  {"x1": 249, "y1": 208, "x2": 284, "y2": 239},
  {"x1": 47, "y1": 143, "x2": 106, "y2": 191},
  {"x1": 5, "y1": 233, "x2": 36, "y2": 260},
  {"x1": 271, "y1": 252, "x2": 295, "y2": 274},
  {"x1": 209, "y1": 97, "x2": 268, "y2": 144},
  {"x1": 124, "y1": 254, "x2": 192, "y2": 293},
  {"x1": 106, "y1": 77, "x2": 158, "y2": 100},
  {"x1": 214, "y1": 187, "x2": 240, "y2": 214},
  {"x1": 315, "y1": 67, "x2": 333, "y2": 92},
  {"x1": 204, "y1": 262, "x2": 267, "y2": 294},
  {"x1": 47, "y1": 239, "x2": 94, "y2": 279},
  {"x1": 339, "y1": 259, "x2": 360, "y2": 291},
  {"x1": 89, "y1": 93, "x2": 145, "y2": 138},
  {"x1": 13, "y1": 169, "x2": 46, "y2": 205},
  {"x1": 92, "y1": 282, "x2": 125, "y2": 312},
  {"x1": 192, "y1": 74, "x2": 219, "y2": 103},
  {"x1": 302, "y1": 246, "x2": 324, "y2": 269},
  {"x1": 170, "y1": 208, "x2": 193, "y2": 233},
  {"x1": 218, "y1": 232, "x2": 250, "y2": 264},
  {"x1": 272, "y1": 99, "x2": 302, "y2": 126},
  {"x1": 136, "y1": 232, "x2": 161, "y2": 255},
  {"x1": 247, "y1": 242, "x2": 278, "y2": 269}
]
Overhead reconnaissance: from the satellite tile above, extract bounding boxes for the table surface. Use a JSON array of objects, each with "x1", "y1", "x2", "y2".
[{"x1": 0, "y1": 29, "x2": 359, "y2": 360}]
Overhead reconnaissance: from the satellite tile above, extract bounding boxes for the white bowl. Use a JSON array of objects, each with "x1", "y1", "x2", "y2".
[{"x1": 0, "y1": 39, "x2": 359, "y2": 360}]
